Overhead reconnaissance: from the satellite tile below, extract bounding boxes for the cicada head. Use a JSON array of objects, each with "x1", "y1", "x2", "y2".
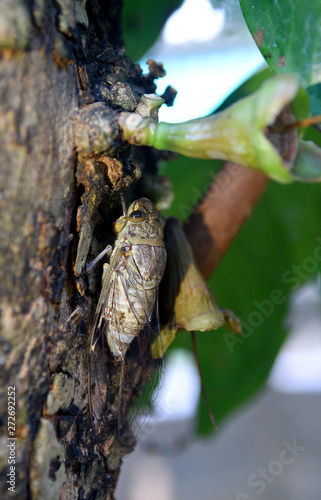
[
  {"x1": 114, "y1": 198, "x2": 165, "y2": 247},
  {"x1": 125, "y1": 197, "x2": 166, "y2": 246}
]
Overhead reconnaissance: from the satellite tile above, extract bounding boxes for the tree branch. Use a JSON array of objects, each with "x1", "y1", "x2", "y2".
[{"x1": 184, "y1": 163, "x2": 269, "y2": 278}]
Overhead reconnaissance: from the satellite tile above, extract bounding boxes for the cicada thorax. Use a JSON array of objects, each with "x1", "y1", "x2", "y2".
[{"x1": 88, "y1": 198, "x2": 166, "y2": 456}]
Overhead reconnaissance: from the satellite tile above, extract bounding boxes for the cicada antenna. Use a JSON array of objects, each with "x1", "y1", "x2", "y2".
[
  {"x1": 120, "y1": 193, "x2": 127, "y2": 217},
  {"x1": 191, "y1": 332, "x2": 217, "y2": 429}
]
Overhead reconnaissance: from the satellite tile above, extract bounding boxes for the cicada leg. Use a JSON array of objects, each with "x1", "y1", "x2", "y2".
[{"x1": 82, "y1": 245, "x2": 112, "y2": 275}]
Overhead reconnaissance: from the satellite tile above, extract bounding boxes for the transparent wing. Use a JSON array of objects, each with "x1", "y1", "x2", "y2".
[
  {"x1": 88, "y1": 248, "x2": 164, "y2": 457},
  {"x1": 88, "y1": 258, "x2": 121, "y2": 454}
]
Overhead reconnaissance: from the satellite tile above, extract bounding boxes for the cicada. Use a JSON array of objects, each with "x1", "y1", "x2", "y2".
[{"x1": 88, "y1": 197, "x2": 167, "y2": 455}]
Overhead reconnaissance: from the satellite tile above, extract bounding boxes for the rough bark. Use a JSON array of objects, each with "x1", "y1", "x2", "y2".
[
  {"x1": 0, "y1": 0, "x2": 164, "y2": 498},
  {"x1": 0, "y1": 1, "x2": 270, "y2": 499}
]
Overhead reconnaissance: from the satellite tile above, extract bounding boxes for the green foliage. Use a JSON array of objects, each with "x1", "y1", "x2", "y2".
[
  {"x1": 162, "y1": 157, "x2": 224, "y2": 222},
  {"x1": 239, "y1": 0, "x2": 321, "y2": 180},
  {"x1": 163, "y1": 155, "x2": 321, "y2": 432},
  {"x1": 240, "y1": 0, "x2": 321, "y2": 88},
  {"x1": 307, "y1": 83, "x2": 321, "y2": 117}
]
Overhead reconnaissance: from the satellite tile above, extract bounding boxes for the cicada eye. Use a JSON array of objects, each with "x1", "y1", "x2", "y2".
[{"x1": 128, "y1": 210, "x2": 147, "y2": 222}]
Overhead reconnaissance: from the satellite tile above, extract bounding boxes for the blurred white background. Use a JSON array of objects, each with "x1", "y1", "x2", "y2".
[{"x1": 140, "y1": 0, "x2": 264, "y2": 123}]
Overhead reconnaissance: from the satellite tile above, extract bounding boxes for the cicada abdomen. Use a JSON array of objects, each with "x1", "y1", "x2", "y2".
[{"x1": 88, "y1": 198, "x2": 166, "y2": 456}]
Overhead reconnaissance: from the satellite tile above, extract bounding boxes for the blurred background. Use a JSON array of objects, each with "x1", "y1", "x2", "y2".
[{"x1": 117, "y1": 1, "x2": 321, "y2": 498}]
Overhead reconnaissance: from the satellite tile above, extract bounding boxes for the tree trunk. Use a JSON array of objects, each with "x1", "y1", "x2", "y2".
[
  {"x1": 0, "y1": 1, "x2": 273, "y2": 498},
  {"x1": 0, "y1": 0, "x2": 164, "y2": 498}
]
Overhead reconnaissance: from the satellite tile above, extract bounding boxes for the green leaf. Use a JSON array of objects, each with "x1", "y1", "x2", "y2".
[
  {"x1": 199, "y1": 182, "x2": 321, "y2": 432},
  {"x1": 290, "y1": 88, "x2": 311, "y2": 124},
  {"x1": 240, "y1": 0, "x2": 321, "y2": 87},
  {"x1": 165, "y1": 168, "x2": 321, "y2": 433},
  {"x1": 303, "y1": 124, "x2": 321, "y2": 147},
  {"x1": 122, "y1": 0, "x2": 182, "y2": 62},
  {"x1": 162, "y1": 156, "x2": 224, "y2": 222},
  {"x1": 292, "y1": 140, "x2": 321, "y2": 181},
  {"x1": 307, "y1": 83, "x2": 321, "y2": 116}
]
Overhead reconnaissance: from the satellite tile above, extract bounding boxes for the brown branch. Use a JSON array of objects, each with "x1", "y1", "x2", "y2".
[{"x1": 184, "y1": 163, "x2": 269, "y2": 279}]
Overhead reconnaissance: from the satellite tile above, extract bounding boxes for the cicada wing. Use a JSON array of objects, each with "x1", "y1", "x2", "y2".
[
  {"x1": 88, "y1": 266, "x2": 122, "y2": 454},
  {"x1": 125, "y1": 351, "x2": 164, "y2": 445},
  {"x1": 88, "y1": 248, "x2": 136, "y2": 452},
  {"x1": 117, "y1": 252, "x2": 166, "y2": 443},
  {"x1": 88, "y1": 250, "x2": 165, "y2": 455},
  {"x1": 124, "y1": 299, "x2": 165, "y2": 442}
]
